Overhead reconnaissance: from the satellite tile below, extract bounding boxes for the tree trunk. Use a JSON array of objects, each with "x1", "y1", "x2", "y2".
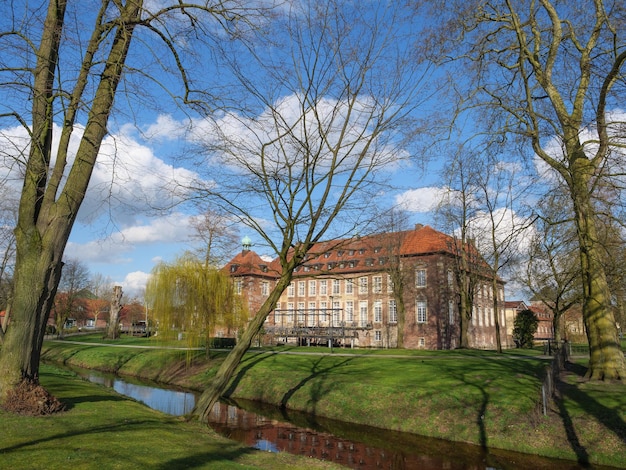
[
  {"x1": 571, "y1": 165, "x2": 626, "y2": 380},
  {"x1": 0, "y1": 232, "x2": 64, "y2": 400},
  {"x1": 193, "y1": 273, "x2": 293, "y2": 421},
  {"x1": 106, "y1": 286, "x2": 123, "y2": 340},
  {"x1": 395, "y1": 294, "x2": 406, "y2": 349}
]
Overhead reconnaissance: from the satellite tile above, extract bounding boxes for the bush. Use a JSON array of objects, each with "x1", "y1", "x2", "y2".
[{"x1": 513, "y1": 309, "x2": 539, "y2": 348}]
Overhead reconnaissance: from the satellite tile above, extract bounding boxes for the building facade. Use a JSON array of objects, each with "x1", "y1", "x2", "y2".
[{"x1": 225, "y1": 225, "x2": 506, "y2": 350}]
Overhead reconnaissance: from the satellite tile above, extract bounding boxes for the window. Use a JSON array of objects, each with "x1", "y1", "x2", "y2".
[
  {"x1": 359, "y1": 301, "x2": 368, "y2": 327},
  {"x1": 287, "y1": 302, "x2": 294, "y2": 323},
  {"x1": 309, "y1": 280, "x2": 317, "y2": 296},
  {"x1": 373, "y1": 276, "x2": 382, "y2": 293},
  {"x1": 419, "y1": 337, "x2": 425, "y2": 348},
  {"x1": 287, "y1": 282, "x2": 295, "y2": 297},
  {"x1": 320, "y1": 301, "x2": 327, "y2": 323},
  {"x1": 359, "y1": 276, "x2": 368, "y2": 294},
  {"x1": 416, "y1": 300, "x2": 427, "y2": 323},
  {"x1": 416, "y1": 269, "x2": 427, "y2": 287},
  {"x1": 320, "y1": 280, "x2": 327, "y2": 295},
  {"x1": 333, "y1": 279, "x2": 341, "y2": 295},
  {"x1": 448, "y1": 300, "x2": 455, "y2": 323},
  {"x1": 447, "y1": 270, "x2": 454, "y2": 288},
  {"x1": 298, "y1": 281, "x2": 306, "y2": 296},
  {"x1": 374, "y1": 300, "x2": 382, "y2": 323},
  {"x1": 375, "y1": 330, "x2": 382, "y2": 341},
  {"x1": 261, "y1": 281, "x2": 269, "y2": 296},
  {"x1": 346, "y1": 300, "x2": 354, "y2": 322},
  {"x1": 297, "y1": 302, "x2": 305, "y2": 324},
  {"x1": 387, "y1": 274, "x2": 394, "y2": 293},
  {"x1": 332, "y1": 300, "x2": 341, "y2": 324},
  {"x1": 345, "y1": 279, "x2": 354, "y2": 294},
  {"x1": 235, "y1": 280, "x2": 242, "y2": 295},
  {"x1": 389, "y1": 300, "x2": 397, "y2": 323},
  {"x1": 365, "y1": 258, "x2": 374, "y2": 266},
  {"x1": 308, "y1": 302, "x2": 316, "y2": 325}
]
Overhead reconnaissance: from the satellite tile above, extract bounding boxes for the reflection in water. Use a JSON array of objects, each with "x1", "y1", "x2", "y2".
[
  {"x1": 72, "y1": 367, "x2": 606, "y2": 470},
  {"x1": 85, "y1": 373, "x2": 196, "y2": 416}
]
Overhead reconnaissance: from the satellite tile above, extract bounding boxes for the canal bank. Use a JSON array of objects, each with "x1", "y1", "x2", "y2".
[
  {"x1": 41, "y1": 338, "x2": 626, "y2": 468},
  {"x1": 65, "y1": 363, "x2": 616, "y2": 470}
]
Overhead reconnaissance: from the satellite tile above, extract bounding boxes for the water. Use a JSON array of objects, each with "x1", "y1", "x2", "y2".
[{"x1": 69, "y1": 366, "x2": 608, "y2": 470}]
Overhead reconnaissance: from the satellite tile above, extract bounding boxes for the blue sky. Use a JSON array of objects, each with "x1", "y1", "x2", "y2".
[
  {"x1": 0, "y1": 1, "x2": 570, "y2": 301},
  {"x1": 53, "y1": 111, "x2": 444, "y2": 298}
]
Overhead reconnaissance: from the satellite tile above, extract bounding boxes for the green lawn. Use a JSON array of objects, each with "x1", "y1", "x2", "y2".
[
  {"x1": 0, "y1": 364, "x2": 341, "y2": 470},
  {"x1": 38, "y1": 336, "x2": 626, "y2": 468}
]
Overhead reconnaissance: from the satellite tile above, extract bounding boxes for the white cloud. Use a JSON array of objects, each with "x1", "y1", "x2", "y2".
[
  {"x1": 395, "y1": 186, "x2": 447, "y2": 213},
  {"x1": 111, "y1": 212, "x2": 193, "y2": 244},
  {"x1": 117, "y1": 271, "x2": 150, "y2": 298},
  {"x1": 142, "y1": 114, "x2": 189, "y2": 141}
]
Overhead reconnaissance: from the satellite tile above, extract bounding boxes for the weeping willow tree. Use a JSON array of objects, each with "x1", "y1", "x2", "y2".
[{"x1": 145, "y1": 253, "x2": 246, "y2": 357}]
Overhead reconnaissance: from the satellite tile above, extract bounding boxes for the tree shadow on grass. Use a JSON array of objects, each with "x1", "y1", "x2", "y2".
[
  {"x1": 278, "y1": 355, "x2": 355, "y2": 416},
  {"x1": 152, "y1": 445, "x2": 259, "y2": 470},
  {"x1": 554, "y1": 361, "x2": 626, "y2": 467},
  {"x1": 222, "y1": 351, "x2": 278, "y2": 398}
]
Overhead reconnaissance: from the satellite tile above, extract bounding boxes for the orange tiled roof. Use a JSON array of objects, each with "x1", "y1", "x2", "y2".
[{"x1": 225, "y1": 225, "x2": 483, "y2": 279}]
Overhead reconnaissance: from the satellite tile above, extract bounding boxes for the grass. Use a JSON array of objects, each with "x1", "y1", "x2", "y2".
[
  {"x1": 39, "y1": 335, "x2": 626, "y2": 468},
  {"x1": 0, "y1": 363, "x2": 342, "y2": 470}
]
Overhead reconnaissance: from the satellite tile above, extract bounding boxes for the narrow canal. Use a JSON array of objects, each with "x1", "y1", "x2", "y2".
[{"x1": 69, "y1": 366, "x2": 609, "y2": 470}]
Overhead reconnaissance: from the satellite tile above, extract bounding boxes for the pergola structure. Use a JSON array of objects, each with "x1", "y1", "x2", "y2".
[{"x1": 265, "y1": 307, "x2": 372, "y2": 348}]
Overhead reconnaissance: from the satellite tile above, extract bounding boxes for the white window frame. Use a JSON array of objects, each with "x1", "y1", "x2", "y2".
[
  {"x1": 359, "y1": 276, "x2": 368, "y2": 294},
  {"x1": 374, "y1": 300, "x2": 382, "y2": 323},
  {"x1": 308, "y1": 302, "x2": 316, "y2": 325},
  {"x1": 389, "y1": 299, "x2": 397, "y2": 323},
  {"x1": 320, "y1": 280, "x2": 328, "y2": 295},
  {"x1": 287, "y1": 302, "x2": 294, "y2": 323},
  {"x1": 346, "y1": 300, "x2": 354, "y2": 322},
  {"x1": 373, "y1": 276, "x2": 382, "y2": 294},
  {"x1": 416, "y1": 300, "x2": 427, "y2": 323},
  {"x1": 298, "y1": 281, "x2": 306, "y2": 297},
  {"x1": 359, "y1": 301, "x2": 368, "y2": 327},
  {"x1": 345, "y1": 279, "x2": 354, "y2": 295},
  {"x1": 261, "y1": 281, "x2": 269, "y2": 296},
  {"x1": 309, "y1": 280, "x2": 317, "y2": 296},
  {"x1": 416, "y1": 269, "x2": 427, "y2": 288},
  {"x1": 287, "y1": 282, "x2": 295, "y2": 297},
  {"x1": 319, "y1": 301, "x2": 328, "y2": 323},
  {"x1": 333, "y1": 279, "x2": 341, "y2": 295}
]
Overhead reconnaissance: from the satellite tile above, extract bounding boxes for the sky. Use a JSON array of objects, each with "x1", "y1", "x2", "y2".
[
  {"x1": 0, "y1": 1, "x2": 533, "y2": 302},
  {"x1": 4, "y1": 0, "x2": 618, "y2": 303}
]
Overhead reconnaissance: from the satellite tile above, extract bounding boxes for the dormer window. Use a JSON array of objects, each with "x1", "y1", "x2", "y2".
[
  {"x1": 324, "y1": 252, "x2": 331, "y2": 258},
  {"x1": 338, "y1": 250, "x2": 344, "y2": 256},
  {"x1": 260, "y1": 264, "x2": 268, "y2": 272},
  {"x1": 230, "y1": 264, "x2": 239, "y2": 272},
  {"x1": 359, "y1": 248, "x2": 365, "y2": 254},
  {"x1": 348, "y1": 249, "x2": 355, "y2": 256},
  {"x1": 374, "y1": 246, "x2": 381, "y2": 253}
]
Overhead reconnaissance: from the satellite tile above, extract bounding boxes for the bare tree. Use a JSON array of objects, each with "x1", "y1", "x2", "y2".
[
  {"x1": 521, "y1": 187, "x2": 582, "y2": 343},
  {"x1": 0, "y1": 1, "x2": 266, "y2": 404},
  {"x1": 189, "y1": 209, "x2": 239, "y2": 269},
  {"x1": 436, "y1": 146, "x2": 483, "y2": 348},
  {"x1": 52, "y1": 257, "x2": 91, "y2": 337},
  {"x1": 428, "y1": 0, "x2": 626, "y2": 379},
  {"x1": 372, "y1": 208, "x2": 413, "y2": 348},
  {"x1": 191, "y1": 0, "x2": 432, "y2": 419}
]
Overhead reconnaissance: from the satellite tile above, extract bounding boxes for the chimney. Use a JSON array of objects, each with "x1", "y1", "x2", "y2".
[{"x1": 414, "y1": 223, "x2": 423, "y2": 230}]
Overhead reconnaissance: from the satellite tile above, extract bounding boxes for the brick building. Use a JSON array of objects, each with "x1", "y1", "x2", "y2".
[{"x1": 225, "y1": 225, "x2": 506, "y2": 350}]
